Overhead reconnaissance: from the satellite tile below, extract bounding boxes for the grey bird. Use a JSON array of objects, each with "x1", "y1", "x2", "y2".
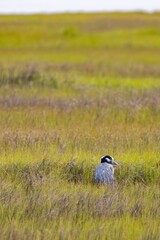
[{"x1": 94, "y1": 155, "x2": 119, "y2": 184}]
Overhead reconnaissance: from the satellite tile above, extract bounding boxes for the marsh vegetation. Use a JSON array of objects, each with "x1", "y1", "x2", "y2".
[{"x1": 0, "y1": 12, "x2": 160, "y2": 239}]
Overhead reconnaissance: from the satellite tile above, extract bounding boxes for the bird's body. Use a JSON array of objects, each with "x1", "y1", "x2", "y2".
[
  {"x1": 94, "y1": 163, "x2": 114, "y2": 184},
  {"x1": 94, "y1": 155, "x2": 118, "y2": 184}
]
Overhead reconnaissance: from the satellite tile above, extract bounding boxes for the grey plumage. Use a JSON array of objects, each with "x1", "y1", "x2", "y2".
[{"x1": 94, "y1": 155, "x2": 118, "y2": 184}]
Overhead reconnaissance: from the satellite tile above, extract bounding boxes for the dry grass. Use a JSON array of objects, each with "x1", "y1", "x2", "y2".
[{"x1": 0, "y1": 12, "x2": 160, "y2": 239}]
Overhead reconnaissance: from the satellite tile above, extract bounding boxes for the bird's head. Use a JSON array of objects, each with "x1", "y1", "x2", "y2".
[{"x1": 101, "y1": 155, "x2": 119, "y2": 165}]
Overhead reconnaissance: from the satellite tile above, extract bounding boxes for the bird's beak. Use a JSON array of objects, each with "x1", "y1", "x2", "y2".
[{"x1": 112, "y1": 160, "x2": 119, "y2": 165}]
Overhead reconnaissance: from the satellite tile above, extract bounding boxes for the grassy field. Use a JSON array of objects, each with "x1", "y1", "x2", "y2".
[{"x1": 0, "y1": 12, "x2": 160, "y2": 239}]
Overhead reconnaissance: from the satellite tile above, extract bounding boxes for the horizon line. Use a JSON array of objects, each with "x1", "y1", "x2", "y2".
[{"x1": 0, "y1": 9, "x2": 160, "y2": 15}]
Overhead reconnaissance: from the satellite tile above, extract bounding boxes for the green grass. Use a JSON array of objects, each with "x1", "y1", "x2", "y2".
[{"x1": 0, "y1": 12, "x2": 160, "y2": 239}]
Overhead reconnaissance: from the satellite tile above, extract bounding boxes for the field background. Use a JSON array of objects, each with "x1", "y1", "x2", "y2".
[{"x1": 0, "y1": 13, "x2": 160, "y2": 239}]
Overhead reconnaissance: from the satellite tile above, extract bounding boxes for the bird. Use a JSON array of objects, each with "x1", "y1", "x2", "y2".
[{"x1": 94, "y1": 155, "x2": 119, "y2": 184}]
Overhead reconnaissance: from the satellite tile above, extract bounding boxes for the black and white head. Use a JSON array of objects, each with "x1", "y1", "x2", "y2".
[{"x1": 101, "y1": 155, "x2": 119, "y2": 165}]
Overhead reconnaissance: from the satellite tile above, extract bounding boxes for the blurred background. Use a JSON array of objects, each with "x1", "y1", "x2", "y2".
[{"x1": 0, "y1": 0, "x2": 160, "y2": 13}]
